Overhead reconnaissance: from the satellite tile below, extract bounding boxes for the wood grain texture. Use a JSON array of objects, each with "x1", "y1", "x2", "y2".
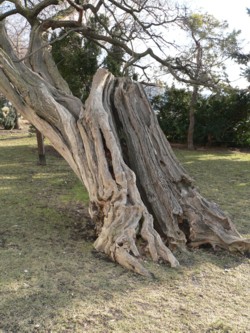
[{"x1": 0, "y1": 21, "x2": 249, "y2": 276}]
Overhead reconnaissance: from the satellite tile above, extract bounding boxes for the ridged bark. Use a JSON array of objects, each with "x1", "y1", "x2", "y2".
[{"x1": 0, "y1": 21, "x2": 249, "y2": 276}]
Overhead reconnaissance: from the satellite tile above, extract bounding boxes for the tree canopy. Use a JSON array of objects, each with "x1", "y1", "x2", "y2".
[
  {"x1": 152, "y1": 86, "x2": 250, "y2": 147},
  {"x1": 0, "y1": 0, "x2": 223, "y2": 85},
  {"x1": 51, "y1": 27, "x2": 101, "y2": 101}
]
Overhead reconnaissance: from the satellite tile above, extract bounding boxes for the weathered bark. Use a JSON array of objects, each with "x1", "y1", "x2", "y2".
[
  {"x1": 0, "y1": 21, "x2": 249, "y2": 276},
  {"x1": 78, "y1": 71, "x2": 179, "y2": 275},
  {"x1": 102, "y1": 76, "x2": 250, "y2": 254}
]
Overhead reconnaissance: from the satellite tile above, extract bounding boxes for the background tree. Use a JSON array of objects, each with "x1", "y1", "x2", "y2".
[
  {"x1": 0, "y1": 0, "x2": 249, "y2": 276},
  {"x1": 196, "y1": 88, "x2": 250, "y2": 147},
  {"x1": 152, "y1": 85, "x2": 192, "y2": 143},
  {"x1": 51, "y1": 16, "x2": 105, "y2": 101},
  {"x1": 103, "y1": 24, "x2": 125, "y2": 76},
  {"x1": 0, "y1": 95, "x2": 17, "y2": 130},
  {"x1": 175, "y1": 13, "x2": 241, "y2": 149},
  {"x1": 3, "y1": 15, "x2": 29, "y2": 129},
  {"x1": 153, "y1": 86, "x2": 250, "y2": 147},
  {"x1": 231, "y1": 8, "x2": 250, "y2": 82}
]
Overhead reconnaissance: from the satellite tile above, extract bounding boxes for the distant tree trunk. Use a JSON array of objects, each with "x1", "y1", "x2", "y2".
[
  {"x1": 187, "y1": 85, "x2": 198, "y2": 150},
  {"x1": 36, "y1": 129, "x2": 46, "y2": 165},
  {"x1": 0, "y1": 21, "x2": 249, "y2": 276},
  {"x1": 13, "y1": 109, "x2": 20, "y2": 129}
]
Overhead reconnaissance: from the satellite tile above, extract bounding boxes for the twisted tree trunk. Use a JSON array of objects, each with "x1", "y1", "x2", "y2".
[{"x1": 0, "y1": 21, "x2": 249, "y2": 276}]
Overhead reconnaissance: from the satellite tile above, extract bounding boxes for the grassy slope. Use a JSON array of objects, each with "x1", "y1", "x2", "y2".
[{"x1": 0, "y1": 133, "x2": 249, "y2": 333}]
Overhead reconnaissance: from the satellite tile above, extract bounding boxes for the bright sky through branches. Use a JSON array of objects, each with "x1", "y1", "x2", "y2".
[
  {"x1": 189, "y1": 0, "x2": 249, "y2": 39},
  {"x1": 186, "y1": 0, "x2": 250, "y2": 88}
]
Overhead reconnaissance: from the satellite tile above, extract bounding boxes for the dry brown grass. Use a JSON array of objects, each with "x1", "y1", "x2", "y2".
[{"x1": 0, "y1": 132, "x2": 249, "y2": 333}]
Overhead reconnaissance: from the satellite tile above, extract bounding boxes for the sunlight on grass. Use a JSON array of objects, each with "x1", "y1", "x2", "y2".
[
  {"x1": 32, "y1": 172, "x2": 70, "y2": 180},
  {"x1": 0, "y1": 175, "x2": 21, "y2": 180},
  {"x1": 0, "y1": 186, "x2": 12, "y2": 191},
  {"x1": 175, "y1": 148, "x2": 250, "y2": 237},
  {"x1": 0, "y1": 134, "x2": 249, "y2": 333},
  {"x1": 0, "y1": 163, "x2": 26, "y2": 168},
  {"x1": 61, "y1": 183, "x2": 89, "y2": 203}
]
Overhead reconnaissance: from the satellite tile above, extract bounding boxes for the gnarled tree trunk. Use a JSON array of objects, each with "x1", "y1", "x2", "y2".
[{"x1": 0, "y1": 21, "x2": 249, "y2": 276}]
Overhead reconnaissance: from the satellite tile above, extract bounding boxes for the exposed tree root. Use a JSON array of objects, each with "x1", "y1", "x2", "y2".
[
  {"x1": 77, "y1": 69, "x2": 250, "y2": 275},
  {"x1": 111, "y1": 74, "x2": 250, "y2": 255},
  {"x1": 76, "y1": 70, "x2": 180, "y2": 275},
  {"x1": 59, "y1": 42, "x2": 249, "y2": 273},
  {"x1": 183, "y1": 189, "x2": 250, "y2": 252}
]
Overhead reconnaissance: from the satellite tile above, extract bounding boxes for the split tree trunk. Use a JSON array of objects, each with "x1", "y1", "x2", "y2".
[{"x1": 0, "y1": 21, "x2": 249, "y2": 276}]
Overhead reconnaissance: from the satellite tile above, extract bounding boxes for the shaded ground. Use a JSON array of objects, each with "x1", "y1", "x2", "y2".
[{"x1": 0, "y1": 131, "x2": 249, "y2": 333}]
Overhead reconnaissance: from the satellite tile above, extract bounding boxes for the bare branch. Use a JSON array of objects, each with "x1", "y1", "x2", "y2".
[
  {"x1": 31, "y1": 0, "x2": 59, "y2": 17},
  {"x1": 0, "y1": 9, "x2": 18, "y2": 21},
  {"x1": 65, "y1": 0, "x2": 83, "y2": 22},
  {"x1": 14, "y1": 26, "x2": 81, "y2": 62},
  {"x1": 0, "y1": 0, "x2": 221, "y2": 87}
]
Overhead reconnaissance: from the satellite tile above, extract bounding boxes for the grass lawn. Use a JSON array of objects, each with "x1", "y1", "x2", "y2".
[{"x1": 0, "y1": 132, "x2": 249, "y2": 333}]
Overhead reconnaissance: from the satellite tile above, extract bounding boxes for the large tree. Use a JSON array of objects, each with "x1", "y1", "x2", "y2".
[
  {"x1": 0, "y1": 0, "x2": 249, "y2": 276},
  {"x1": 175, "y1": 13, "x2": 241, "y2": 149}
]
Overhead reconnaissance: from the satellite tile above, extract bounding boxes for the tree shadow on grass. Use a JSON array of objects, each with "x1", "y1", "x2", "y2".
[
  {"x1": 0, "y1": 142, "x2": 149, "y2": 332},
  {"x1": 0, "y1": 141, "x2": 249, "y2": 332}
]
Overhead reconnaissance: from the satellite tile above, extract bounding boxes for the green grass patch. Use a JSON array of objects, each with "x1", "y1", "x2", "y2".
[
  {"x1": 61, "y1": 182, "x2": 89, "y2": 204},
  {"x1": 0, "y1": 133, "x2": 249, "y2": 333},
  {"x1": 175, "y1": 148, "x2": 250, "y2": 237}
]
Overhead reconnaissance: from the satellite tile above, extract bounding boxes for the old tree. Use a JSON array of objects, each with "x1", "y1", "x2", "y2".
[{"x1": 0, "y1": 0, "x2": 249, "y2": 276}]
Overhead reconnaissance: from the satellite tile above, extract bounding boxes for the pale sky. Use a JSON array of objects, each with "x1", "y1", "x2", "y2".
[
  {"x1": 188, "y1": 0, "x2": 249, "y2": 39},
  {"x1": 186, "y1": 0, "x2": 250, "y2": 88}
]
